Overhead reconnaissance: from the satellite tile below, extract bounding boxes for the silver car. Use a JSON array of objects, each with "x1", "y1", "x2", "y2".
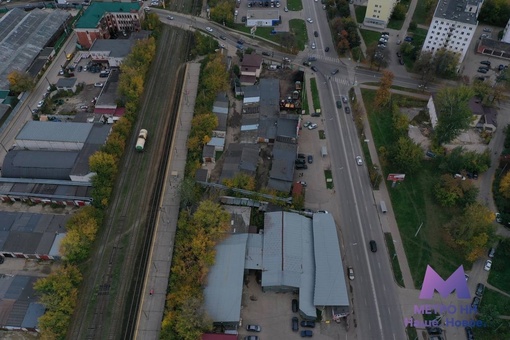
[{"x1": 356, "y1": 156, "x2": 363, "y2": 166}]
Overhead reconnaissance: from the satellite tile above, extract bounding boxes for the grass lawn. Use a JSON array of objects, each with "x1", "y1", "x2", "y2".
[
  {"x1": 234, "y1": 24, "x2": 280, "y2": 44},
  {"x1": 301, "y1": 80, "x2": 308, "y2": 115},
  {"x1": 385, "y1": 233, "x2": 405, "y2": 287},
  {"x1": 362, "y1": 89, "x2": 468, "y2": 287},
  {"x1": 287, "y1": 0, "x2": 303, "y2": 11},
  {"x1": 359, "y1": 29, "x2": 381, "y2": 48},
  {"x1": 289, "y1": 19, "x2": 308, "y2": 51},
  {"x1": 488, "y1": 239, "x2": 510, "y2": 294},
  {"x1": 387, "y1": 19, "x2": 405, "y2": 30},
  {"x1": 324, "y1": 170, "x2": 334, "y2": 189},
  {"x1": 480, "y1": 288, "x2": 510, "y2": 315},
  {"x1": 310, "y1": 77, "x2": 321, "y2": 111},
  {"x1": 354, "y1": 5, "x2": 366, "y2": 24},
  {"x1": 412, "y1": 0, "x2": 431, "y2": 26}
]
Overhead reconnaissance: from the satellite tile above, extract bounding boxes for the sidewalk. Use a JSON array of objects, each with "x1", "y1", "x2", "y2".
[{"x1": 134, "y1": 62, "x2": 200, "y2": 339}]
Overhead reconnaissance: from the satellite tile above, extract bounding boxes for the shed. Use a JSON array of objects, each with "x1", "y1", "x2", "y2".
[{"x1": 55, "y1": 77, "x2": 78, "y2": 92}]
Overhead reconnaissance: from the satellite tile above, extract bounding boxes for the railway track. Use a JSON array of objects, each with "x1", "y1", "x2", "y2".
[{"x1": 68, "y1": 26, "x2": 192, "y2": 340}]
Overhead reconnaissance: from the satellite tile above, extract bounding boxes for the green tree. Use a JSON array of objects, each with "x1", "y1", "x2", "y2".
[
  {"x1": 499, "y1": 171, "x2": 510, "y2": 199},
  {"x1": 414, "y1": 51, "x2": 435, "y2": 85},
  {"x1": 223, "y1": 172, "x2": 256, "y2": 191},
  {"x1": 434, "y1": 173, "x2": 479, "y2": 207},
  {"x1": 178, "y1": 177, "x2": 201, "y2": 210},
  {"x1": 7, "y1": 70, "x2": 35, "y2": 93},
  {"x1": 141, "y1": 12, "x2": 162, "y2": 35},
  {"x1": 433, "y1": 48, "x2": 460, "y2": 78},
  {"x1": 434, "y1": 86, "x2": 475, "y2": 144},
  {"x1": 89, "y1": 151, "x2": 118, "y2": 181},
  {"x1": 479, "y1": 0, "x2": 510, "y2": 26},
  {"x1": 210, "y1": 1, "x2": 235, "y2": 27},
  {"x1": 374, "y1": 70, "x2": 394, "y2": 107},
  {"x1": 391, "y1": 136, "x2": 423, "y2": 174},
  {"x1": 390, "y1": 3, "x2": 407, "y2": 20}
]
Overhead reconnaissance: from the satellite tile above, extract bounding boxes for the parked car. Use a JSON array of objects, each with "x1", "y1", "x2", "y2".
[
  {"x1": 396, "y1": 52, "x2": 402, "y2": 58},
  {"x1": 369, "y1": 240, "x2": 377, "y2": 252},
  {"x1": 336, "y1": 101, "x2": 342, "y2": 108},
  {"x1": 471, "y1": 296, "x2": 480, "y2": 309},
  {"x1": 306, "y1": 17, "x2": 313, "y2": 23},
  {"x1": 480, "y1": 60, "x2": 491, "y2": 66},
  {"x1": 342, "y1": 96, "x2": 348, "y2": 104},
  {"x1": 483, "y1": 28, "x2": 492, "y2": 32},
  {"x1": 399, "y1": 58, "x2": 404, "y2": 65},
  {"x1": 308, "y1": 123, "x2": 318, "y2": 130},
  {"x1": 484, "y1": 259, "x2": 492, "y2": 271},
  {"x1": 317, "y1": 210, "x2": 329, "y2": 214},
  {"x1": 302, "y1": 122, "x2": 311, "y2": 128},
  {"x1": 262, "y1": 51, "x2": 271, "y2": 56},
  {"x1": 477, "y1": 68, "x2": 488, "y2": 74},
  {"x1": 219, "y1": 35, "x2": 227, "y2": 40},
  {"x1": 331, "y1": 69, "x2": 339, "y2": 75},
  {"x1": 295, "y1": 163, "x2": 308, "y2": 170},
  {"x1": 314, "y1": 31, "x2": 318, "y2": 37},
  {"x1": 78, "y1": 65, "x2": 83, "y2": 72},
  {"x1": 488, "y1": 247, "x2": 496, "y2": 258},
  {"x1": 311, "y1": 66, "x2": 318, "y2": 72},
  {"x1": 295, "y1": 158, "x2": 306, "y2": 165},
  {"x1": 292, "y1": 317, "x2": 299, "y2": 331},
  {"x1": 300, "y1": 320, "x2": 315, "y2": 328},
  {"x1": 244, "y1": 336, "x2": 259, "y2": 340},
  {"x1": 303, "y1": 61, "x2": 311, "y2": 66},
  {"x1": 426, "y1": 327, "x2": 442, "y2": 335},
  {"x1": 404, "y1": 36, "x2": 413, "y2": 42},
  {"x1": 475, "y1": 283, "x2": 485, "y2": 297},
  {"x1": 345, "y1": 106, "x2": 350, "y2": 114},
  {"x1": 311, "y1": 42, "x2": 316, "y2": 49},
  {"x1": 348, "y1": 266, "x2": 354, "y2": 280},
  {"x1": 308, "y1": 56, "x2": 317, "y2": 61},
  {"x1": 308, "y1": 155, "x2": 313, "y2": 164},
  {"x1": 205, "y1": 27, "x2": 213, "y2": 32},
  {"x1": 246, "y1": 324, "x2": 261, "y2": 332},
  {"x1": 465, "y1": 326, "x2": 474, "y2": 340},
  {"x1": 325, "y1": 46, "x2": 330, "y2": 52},
  {"x1": 36, "y1": 100, "x2": 44, "y2": 108},
  {"x1": 301, "y1": 330, "x2": 313, "y2": 337},
  {"x1": 296, "y1": 181, "x2": 307, "y2": 186},
  {"x1": 356, "y1": 156, "x2": 363, "y2": 166},
  {"x1": 94, "y1": 82, "x2": 103, "y2": 87}
]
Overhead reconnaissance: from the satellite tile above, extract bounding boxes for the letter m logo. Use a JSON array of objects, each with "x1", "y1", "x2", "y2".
[{"x1": 419, "y1": 265, "x2": 470, "y2": 299}]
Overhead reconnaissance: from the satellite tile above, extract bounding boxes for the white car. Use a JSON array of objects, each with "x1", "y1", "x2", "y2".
[
  {"x1": 484, "y1": 260, "x2": 492, "y2": 271},
  {"x1": 306, "y1": 18, "x2": 313, "y2": 23},
  {"x1": 234, "y1": 10, "x2": 238, "y2": 16},
  {"x1": 356, "y1": 156, "x2": 363, "y2": 166},
  {"x1": 219, "y1": 43, "x2": 226, "y2": 49},
  {"x1": 284, "y1": 6, "x2": 288, "y2": 12},
  {"x1": 311, "y1": 42, "x2": 316, "y2": 49},
  {"x1": 308, "y1": 123, "x2": 318, "y2": 130},
  {"x1": 94, "y1": 82, "x2": 103, "y2": 87},
  {"x1": 348, "y1": 266, "x2": 354, "y2": 280},
  {"x1": 205, "y1": 27, "x2": 213, "y2": 33},
  {"x1": 36, "y1": 100, "x2": 44, "y2": 108}
]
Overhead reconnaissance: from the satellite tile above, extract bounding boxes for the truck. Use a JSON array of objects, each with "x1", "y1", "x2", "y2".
[{"x1": 135, "y1": 129, "x2": 148, "y2": 151}]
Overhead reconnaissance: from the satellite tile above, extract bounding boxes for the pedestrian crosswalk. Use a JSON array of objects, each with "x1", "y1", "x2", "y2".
[
  {"x1": 330, "y1": 77, "x2": 352, "y2": 85},
  {"x1": 307, "y1": 54, "x2": 341, "y2": 63}
]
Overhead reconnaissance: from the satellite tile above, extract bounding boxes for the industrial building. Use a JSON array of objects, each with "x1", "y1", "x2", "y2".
[
  {"x1": 0, "y1": 8, "x2": 71, "y2": 91},
  {"x1": 421, "y1": 0, "x2": 483, "y2": 63},
  {"x1": 203, "y1": 211, "x2": 349, "y2": 330}
]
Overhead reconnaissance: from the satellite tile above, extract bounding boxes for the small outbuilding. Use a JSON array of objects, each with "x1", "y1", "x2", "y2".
[{"x1": 55, "y1": 77, "x2": 78, "y2": 92}]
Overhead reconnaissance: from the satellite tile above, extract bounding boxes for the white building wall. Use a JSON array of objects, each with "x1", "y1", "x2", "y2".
[
  {"x1": 503, "y1": 18, "x2": 510, "y2": 43},
  {"x1": 246, "y1": 19, "x2": 274, "y2": 27},
  {"x1": 363, "y1": 0, "x2": 397, "y2": 28},
  {"x1": 15, "y1": 140, "x2": 83, "y2": 151},
  {"x1": 421, "y1": 17, "x2": 477, "y2": 63}
]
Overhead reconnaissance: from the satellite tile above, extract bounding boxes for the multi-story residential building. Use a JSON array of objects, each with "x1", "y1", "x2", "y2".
[
  {"x1": 74, "y1": 2, "x2": 144, "y2": 49},
  {"x1": 421, "y1": 0, "x2": 483, "y2": 64},
  {"x1": 363, "y1": 0, "x2": 397, "y2": 29},
  {"x1": 502, "y1": 18, "x2": 510, "y2": 43}
]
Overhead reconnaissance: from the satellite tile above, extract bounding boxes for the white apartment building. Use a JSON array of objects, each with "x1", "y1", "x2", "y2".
[
  {"x1": 363, "y1": 0, "x2": 398, "y2": 28},
  {"x1": 421, "y1": 0, "x2": 484, "y2": 64},
  {"x1": 502, "y1": 18, "x2": 510, "y2": 43}
]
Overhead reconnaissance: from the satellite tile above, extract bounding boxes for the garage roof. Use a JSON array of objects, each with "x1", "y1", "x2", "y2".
[
  {"x1": 312, "y1": 213, "x2": 349, "y2": 307},
  {"x1": 16, "y1": 121, "x2": 93, "y2": 143}
]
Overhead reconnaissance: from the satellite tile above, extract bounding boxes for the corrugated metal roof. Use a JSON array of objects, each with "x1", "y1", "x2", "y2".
[
  {"x1": 313, "y1": 213, "x2": 349, "y2": 307},
  {"x1": 204, "y1": 234, "x2": 248, "y2": 323},
  {"x1": 245, "y1": 233, "x2": 263, "y2": 270},
  {"x1": 21, "y1": 302, "x2": 45, "y2": 329},
  {"x1": 2, "y1": 150, "x2": 79, "y2": 180},
  {"x1": 16, "y1": 121, "x2": 93, "y2": 143}
]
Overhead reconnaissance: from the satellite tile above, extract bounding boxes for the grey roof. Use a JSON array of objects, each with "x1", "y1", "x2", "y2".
[
  {"x1": 220, "y1": 143, "x2": 259, "y2": 182},
  {"x1": 479, "y1": 38, "x2": 510, "y2": 56},
  {"x1": 433, "y1": 0, "x2": 482, "y2": 24},
  {"x1": 203, "y1": 145, "x2": 216, "y2": 158},
  {"x1": 243, "y1": 85, "x2": 260, "y2": 99},
  {"x1": 21, "y1": 302, "x2": 45, "y2": 329},
  {"x1": 214, "y1": 112, "x2": 227, "y2": 131},
  {"x1": 195, "y1": 168, "x2": 209, "y2": 182},
  {"x1": 259, "y1": 78, "x2": 280, "y2": 106},
  {"x1": 95, "y1": 69, "x2": 120, "y2": 108},
  {"x1": 276, "y1": 116, "x2": 299, "y2": 142},
  {"x1": 16, "y1": 121, "x2": 93, "y2": 143},
  {"x1": 268, "y1": 141, "x2": 297, "y2": 192},
  {"x1": 0, "y1": 275, "x2": 41, "y2": 329},
  {"x1": 0, "y1": 8, "x2": 71, "y2": 90},
  {"x1": 2, "y1": 150, "x2": 79, "y2": 180},
  {"x1": 313, "y1": 213, "x2": 349, "y2": 307},
  {"x1": 204, "y1": 233, "x2": 248, "y2": 323},
  {"x1": 85, "y1": 124, "x2": 112, "y2": 145},
  {"x1": 56, "y1": 77, "x2": 77, "y2": 88},
  {"x1": 0, "y1": 178, "x2": 93, "y2": 202},
  {"x1": 223, "y1": 205, "x2": 252, "y2": 234},
  {"x1": 215, "y1": 92, "x2": 229, "y2": 103},
  {"x1": 262, "y1": 211, "x2": 316, "y2": 317},
  {"x1": 70, "y1": 143, "x2": 100, "y2": 177},
  {"x1": 90, "y1": 39, "x2": 135, "y2": 58},
  {"x1": 245, "y1": 233, "x2": 263, "y2": 270}
]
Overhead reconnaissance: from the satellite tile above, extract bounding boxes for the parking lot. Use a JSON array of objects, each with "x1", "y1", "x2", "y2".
[{"x1": 239, "y1": 274, "x2": 339, "y2": 339}]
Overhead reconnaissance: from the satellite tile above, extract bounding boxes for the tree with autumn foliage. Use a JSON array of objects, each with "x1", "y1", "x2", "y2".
[
  {"x1": 60, "y1": 206, "x2": 100, "y2": 264},
  {"x1": 445, "y1": 203, "x2": 495, "y2": 262},
  {"x1": 223, "y1": 172, "x2": 256, "y2": 191},
  {"x1": 7, "y1": 70, "x2": 35, "y2": 93},
  {"x1": 499, "y1": 171, "x2": 510, "y2": 199},
  {"x1": 374, "y1": 70, "x2": 394, "y2": 108}
]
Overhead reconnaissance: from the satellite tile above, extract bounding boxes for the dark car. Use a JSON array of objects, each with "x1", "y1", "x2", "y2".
[
  {"x1": 301, "y1": 320, "x2": 315, "y2": 328},
  {"x1": 303, "y1": 61, "x2": 311, "y2": 66},
  {"x1": 262, "y1": 51, "x2": 271, "y2": 56},
  {"x1": 325, "y1": 46, "x2": 330, "y2": 52},
  {"x1": 404, "y1": 36, "x2": 413, "y2": 42},
  {"x1": 308, "y1": 56, "x2": 317, "y2": 61},
  {"x1": 244, "y1": 337, "x2": 259, "y2": 340},
  {"x1": 301, "y1": 330, "x2": 313, "y2": 337},
  {"x1": 331, "y1": 69, "x2": 339, "y2": 75},
  {"x1": 426, "y1": 327, "x2": 442, "y2": 335},
  {"x1": 292, "y1": 317, "x2": 299, "y2": 331},
  {"x1": 292, "y1": 299, "x2": 299, "y2": 312},
  {"x1": 295, "y1": 158, "x2": 306, "y2": 165},
  {"x1": 475, "y1": 283, "x2": 485, "y2": 297},
  {"x1": 311, "y1": 66, "x2": 318, "y2": 72},
  {"x1": 499, "y1": 64, "x2": 505, "y2": 71},
  {"x1": 308, "y1": 155, "x2": 313, "y2": 164},
  {"x1": 295, "y1": 163, "x2": 308, "y2": 170},
  {"x1": 298, "y1": 153, "x2": 306, "y2": 159},
  {"x1": 399, "y1": 58, "x2": 404, "y2": 65},
  {"x1": 345, "y1": 106, "x2": 351, "y2": 114},
  {"x1": 237, "y1": 39, "x2": 245, "y2": 45},
  {"x1": 480, "y1": 60, "x2": 491, "y2": 66},
  {"x1": 396, "y1": 52, "x2": 402, "y2": 58},
  {"x1": 246, "y1": 324, "x2": 261, "y2": 332},
  {"x1": 314, "y1": 31, "x2": 318, "y2": 37},
  {"x1": 488, "y1": 247, "x2": 495, "y2": 258},
  {"x1": 369, "y1": 240, "x2": 377, "y2": 252},
  {"x1": 471, "y1": 296, "x2": 480, "y2": 310},
  {"x1": 336, "y1": 100, "x2": 342, "y2": 109},
  {"x1": 465, "y1": 326, "x2": 474, "y2": 340},
  {"x1": 219, "y1": 35, "x2": 227, "y2": 40},
  {"x1": 477, "y1": 68, "x2": 488, "y2": 74}
]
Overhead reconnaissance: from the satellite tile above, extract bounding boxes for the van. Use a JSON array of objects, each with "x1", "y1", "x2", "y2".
[{"x1": 380, "y1": 201, "x2": 387, "y2": 213}]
